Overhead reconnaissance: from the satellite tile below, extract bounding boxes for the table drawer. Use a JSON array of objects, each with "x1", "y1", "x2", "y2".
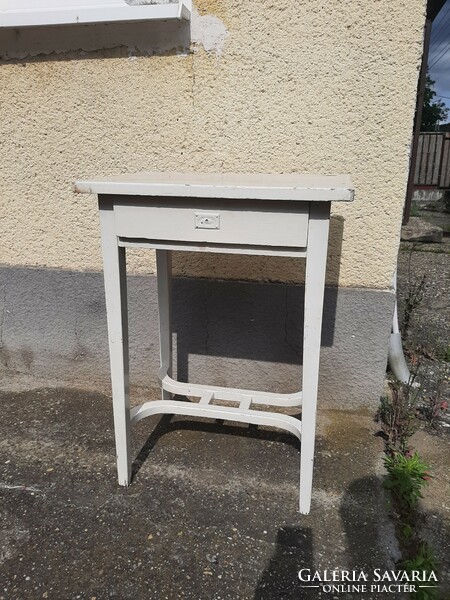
[{"x1": 113, "y1": 198, "x2": 309, "y2": 248}]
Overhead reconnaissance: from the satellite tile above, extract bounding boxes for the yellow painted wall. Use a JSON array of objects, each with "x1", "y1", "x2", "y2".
[{"x1": 0, "y1": 0, "x2": 426, "y2": 288}]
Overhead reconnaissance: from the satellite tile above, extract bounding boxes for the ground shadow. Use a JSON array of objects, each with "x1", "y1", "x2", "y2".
[
  {"x1": 253, "y1": 475, "x2": 393, "y2": 600},
  {"x1": 131, "y1": 411, "x2": 300, "y2": 481},
  {"x1": 418, "y1": 508, "x2": 450, "y2": 596},
  {"x1": 340, "y1": 476, "x2": 391, "y2": 572},
  {"x1": 173, "y1": 215, "x2": 344, "y2": 384},
  {"x1": 254, "y1": 527, "x2": 314, "y2": 600},
  {"x1": 340, "y1": 476, "x2": 450, "y2": 597}
]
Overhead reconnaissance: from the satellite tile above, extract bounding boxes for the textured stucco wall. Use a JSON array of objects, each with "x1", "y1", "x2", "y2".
[{"x1": 0, "y1": 0, "x2": 426, "y2": 289}]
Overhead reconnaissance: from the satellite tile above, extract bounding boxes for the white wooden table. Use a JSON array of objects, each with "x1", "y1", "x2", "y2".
[{"x1": 75, "y1": 172, "x2": 354, "y2": 514}]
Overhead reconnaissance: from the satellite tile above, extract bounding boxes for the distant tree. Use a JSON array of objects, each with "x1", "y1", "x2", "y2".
[{"x1": 421, "y1": 74, "x2": 449, "y2": 131}]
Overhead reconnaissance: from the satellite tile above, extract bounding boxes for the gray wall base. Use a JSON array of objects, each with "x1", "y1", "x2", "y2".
[{"x1": 0, "y1": 266, "x2": 394, "y2": 409}]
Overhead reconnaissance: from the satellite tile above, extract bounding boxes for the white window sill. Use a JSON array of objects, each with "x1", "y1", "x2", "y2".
[{"x1": 0, "y1": 0, "x2": 191, "y2": 28}]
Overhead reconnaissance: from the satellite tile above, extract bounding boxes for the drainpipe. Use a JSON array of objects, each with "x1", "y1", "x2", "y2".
[{"x1": 388, "y1": 269, "x2": 416, "y2": 385}]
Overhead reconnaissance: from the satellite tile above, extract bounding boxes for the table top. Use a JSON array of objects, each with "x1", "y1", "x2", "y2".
[{"x1": 74, "y1": 172, "x2": 354, "y2": 202}]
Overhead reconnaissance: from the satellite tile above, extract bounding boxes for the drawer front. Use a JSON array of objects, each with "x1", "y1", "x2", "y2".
[{"x1": 113, "y1": 199, "x2": 309, "y2": 248}]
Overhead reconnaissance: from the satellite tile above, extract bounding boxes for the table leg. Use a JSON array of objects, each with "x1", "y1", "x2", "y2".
[
  {"x1": 300, "y1": 202, "x2": 330, "y2": 514},
  {"x1": 156, "y1": 249, "x2": 173, "y2": 400},
  {"x1": 99, "y1": 199, "x2": 132, "y2": 486}
]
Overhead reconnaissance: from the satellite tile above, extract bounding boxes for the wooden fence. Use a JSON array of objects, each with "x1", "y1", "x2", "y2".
[{"x1": 414, "y1": 132, "x2": 450, "y2": 188}]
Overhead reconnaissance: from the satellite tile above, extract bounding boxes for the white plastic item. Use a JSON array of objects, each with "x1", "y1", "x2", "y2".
[
  {"x1": 388, "y1": 268, "x2": 416, "y2": 385},
  {"x1": 389, "y1": 332, "x2": 413, "y2": 385}
]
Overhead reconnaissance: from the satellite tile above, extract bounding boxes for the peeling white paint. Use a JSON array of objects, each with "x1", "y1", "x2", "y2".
[{"x1": 191, "y1": 7, "x2": 228, "y2": 55}]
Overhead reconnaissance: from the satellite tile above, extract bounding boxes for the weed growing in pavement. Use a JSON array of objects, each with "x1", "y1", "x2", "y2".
[
  {"x1": 377, "y1": 376, "x2": 421, "y2": 454},
  {"x1": 401, "y1": 246, "x2": 427, "y2": 341},
  {"x1": 438, "y1": 345, "x2": 450, "y2": 363},
  {"x1": 419, "y1": 380, "x2": 448, "y2": 431},
  {"x1": 410, "y1": 202, "x2": 420, "y2": 217},
  {"x1": 402, "y1": 543, "x2": 439, "y2": 600},
  {"x1": 378, "y1": 378, "x2": 440, "y2": 600},
  {"x1": 383, "y1": 451, "x2": 430, "y2": 513},
  {"x1": 402, "y1": 273, "x2": 427, "y2": 340}
]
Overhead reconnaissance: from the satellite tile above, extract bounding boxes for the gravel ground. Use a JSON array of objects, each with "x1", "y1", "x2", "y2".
[
  {"x1": 397, "y1": 244, "x2": 450, "y2": 428},
  {"x1": 0, "y1": 387, "x2": 395, "y2": 600},
  {"x1": 391, "y1": 240, "x2": 450, "y2": 591}
]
